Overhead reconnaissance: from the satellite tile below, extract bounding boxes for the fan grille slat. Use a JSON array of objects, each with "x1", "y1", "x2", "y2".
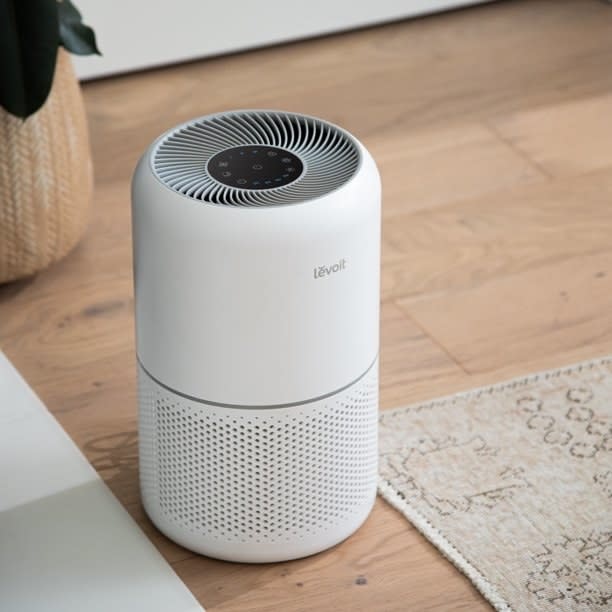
[{"x1": 152, "y1": 110, "x2": 360, "y2": 207}]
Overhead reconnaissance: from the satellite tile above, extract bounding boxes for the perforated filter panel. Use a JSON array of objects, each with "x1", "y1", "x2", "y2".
[
  {"x1": 138, "y1": 362, "x2": 378, "y2": 562},
  {"x1": 151, "y1": 110, "x2": 361, "y2": 206}
]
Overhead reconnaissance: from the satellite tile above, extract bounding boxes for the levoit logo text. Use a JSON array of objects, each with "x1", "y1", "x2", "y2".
[{"x1": 313, "y1": 258, "x2": 347, "y2": 279}]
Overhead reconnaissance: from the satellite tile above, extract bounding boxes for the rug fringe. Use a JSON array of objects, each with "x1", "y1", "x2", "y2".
[{"x1": 377, "y1": 478, "x2": 512, "y2": 611}]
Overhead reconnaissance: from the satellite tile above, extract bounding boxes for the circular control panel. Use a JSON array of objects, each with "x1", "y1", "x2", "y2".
[{"x1": 207, "y1": 145, "x2": 304, "y2": 190}]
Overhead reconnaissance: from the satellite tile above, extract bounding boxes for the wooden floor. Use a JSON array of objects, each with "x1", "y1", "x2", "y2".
[{"x1": 2, "y1": 0, "x2": 612, "y2": 609}]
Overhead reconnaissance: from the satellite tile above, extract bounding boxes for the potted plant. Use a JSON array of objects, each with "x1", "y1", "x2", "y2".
[{"x1": 0, "y1": 0, "x2": 100, "y2": 283}]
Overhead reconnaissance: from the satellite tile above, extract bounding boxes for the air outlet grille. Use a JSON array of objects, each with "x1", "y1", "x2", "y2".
[{"x1": 151, "y1": 110, "x2": 361, "y2": 206}]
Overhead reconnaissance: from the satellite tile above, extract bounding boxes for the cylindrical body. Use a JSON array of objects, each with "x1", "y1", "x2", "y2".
[{"x1": 132, "y1": 110, "x2": 380, "y2": 562}]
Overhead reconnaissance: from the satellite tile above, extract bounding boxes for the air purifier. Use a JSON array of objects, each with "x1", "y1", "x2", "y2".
[{"x1": 132, "y1": 110, "x2": 380, "y2": 563}]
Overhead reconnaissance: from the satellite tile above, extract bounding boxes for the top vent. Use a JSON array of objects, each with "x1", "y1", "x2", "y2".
[{"x1": 152, "y1": 111, "x2": 361, "y2": 207}]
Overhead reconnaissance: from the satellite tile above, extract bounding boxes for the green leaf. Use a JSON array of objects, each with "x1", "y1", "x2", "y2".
[
  {"x1": 58, "y1": 0, "x2": 101, "y2": 56},
  {"x1": 0, "y1": 0, "x2": 60, "y2": 119}
]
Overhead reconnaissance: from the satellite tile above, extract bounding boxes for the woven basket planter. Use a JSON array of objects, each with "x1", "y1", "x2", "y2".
[{"x1": 0, "y1": 49, "x2": 93, "y2": 284}]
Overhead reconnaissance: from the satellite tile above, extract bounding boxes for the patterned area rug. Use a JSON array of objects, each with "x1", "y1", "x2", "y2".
[{"x1": 378, "y1": 357, "x2": 612, "y2": 611}]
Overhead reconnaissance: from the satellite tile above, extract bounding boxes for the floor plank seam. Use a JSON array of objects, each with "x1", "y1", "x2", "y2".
[
  {"x1": 483, "y1": 120, "x2": 554, "y2": 180},
  {"x1": 392, "y1": 302, "x2": 470, "y2": 375}
]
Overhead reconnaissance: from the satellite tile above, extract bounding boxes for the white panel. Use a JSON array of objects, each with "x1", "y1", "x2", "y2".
[
  {"x1": 0, "y1": 352, "x2": 203, "y2": 612},
  {"x1": 73, "y1": 0, "x2": 490, "y2": 79}
]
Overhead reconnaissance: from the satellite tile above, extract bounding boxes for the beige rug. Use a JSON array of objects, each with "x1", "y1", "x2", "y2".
[{"x1": 378, "y1": 357, "x2": 612, "y2": 611}]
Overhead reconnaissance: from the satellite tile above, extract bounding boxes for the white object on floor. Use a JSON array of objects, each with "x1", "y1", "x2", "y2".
[
  {"x1": 0, "y1": 351, "x2": 203, "y2": 612},
  {"x1": 132, "y1": 111, "x2": 380, "y2": 562}
]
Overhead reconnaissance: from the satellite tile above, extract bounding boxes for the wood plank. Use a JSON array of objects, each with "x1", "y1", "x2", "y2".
[
  {"x1": 401, "y1": 251, "x2": 612, "y2": 375},
  {"x1": 381, "y1": 302, "x2": 467, "y2": 408},
  {"x1": 369, "y1": 122, "x2": 545, "y2": 218},
  {"x1": 0, "y1": 275, "x2": 134, "y2": 400},
  {"x1": 383, "y1": 168, "x2": 612, "y2": 301},
  {"x1": 491, "y1": 92, "x2": 612, "y2": 177}
]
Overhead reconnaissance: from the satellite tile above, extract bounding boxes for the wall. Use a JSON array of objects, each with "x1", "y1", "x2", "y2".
[{"x1": 73, "y1": 1, "x2": 490, "y2": 79}]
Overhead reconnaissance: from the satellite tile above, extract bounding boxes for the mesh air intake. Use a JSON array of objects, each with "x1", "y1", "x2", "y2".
[
  {"x1": 138, "y1": 361, "x2": 379, "y2": 561},
  {"x1": 151, "y1": 110, "x2": 361, "y2": 206}
]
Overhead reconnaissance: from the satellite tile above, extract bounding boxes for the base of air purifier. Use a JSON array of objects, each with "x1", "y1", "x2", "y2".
[{"x1": 137, "y1": 360, "x2": 379, "y2": 563}]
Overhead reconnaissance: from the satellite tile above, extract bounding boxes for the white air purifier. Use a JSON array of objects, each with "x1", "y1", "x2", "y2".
[{"x1": 132, "y1": 110, "x2": 380, "y2": 563}]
